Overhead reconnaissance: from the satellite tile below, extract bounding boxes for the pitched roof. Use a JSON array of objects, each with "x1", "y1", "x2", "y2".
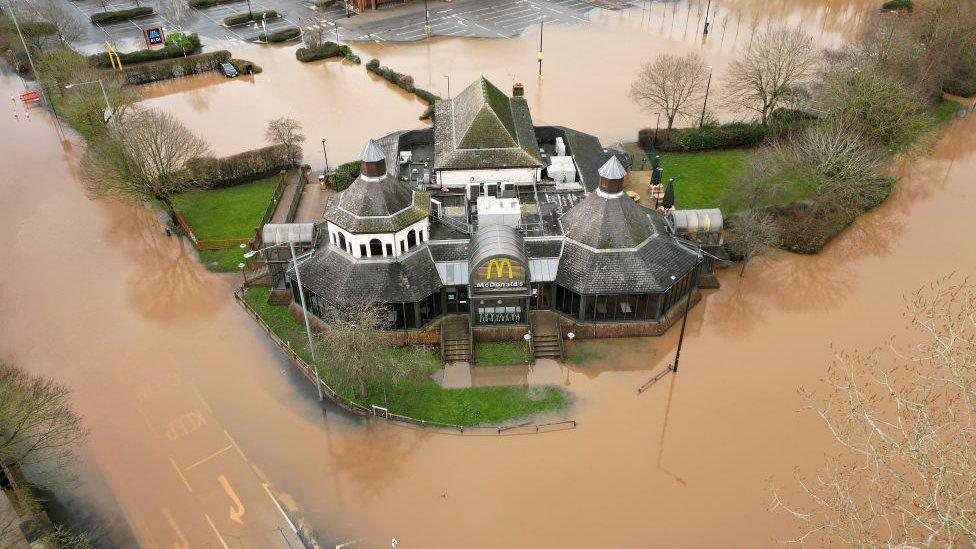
[
  {"x1": 324, "y1": 176, "x2": 430, "y2": 233},
  {"x1": 293, "y1": 246, "x2": 442, "y2": 306},
  {"x1": 434, "y1": 77, "x2": 542, "y2": 171},
  {"x1": 559, "y1": 193, "x2": 660, "y2": 249},
  {"x1": 555, "y1": 237, "x2": 699, "y2": 295}
]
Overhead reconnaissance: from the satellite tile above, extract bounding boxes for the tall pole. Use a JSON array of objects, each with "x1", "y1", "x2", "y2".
[
  {"x1": 702, "y1": 0, "x2": 711, "y2": 34},
  {"x1": 444, "y1": 74, "x2": 450, "y2": 99},
  {"x1": 334, "y1": 21, "x2": 340, "y2": 44},
  {"x1": 290, "y1": 240, "x2": 323, "y2": 401},
  {"x1": 97, "y1": 80, "x2": 113, "y2": 123},
  {"x1": 321, "y1": 138, "x2": 330, "y2": 185},
  {"x1": 537, "y1": 17, "x2": 544, "y2": 77},
  {"x1": 699, "y1": 65, "x2": 713, "y2": 128},
  {"x1": 671, "y1": 257, "x2": 701, "y2": 373},
  {"x1": 345, "y1": 0, "x2": 350, "y2": 18},
  {"x1": 246, "y1": 0, "x2": 253, "y2": 20},
  {"x1": 654, "y1": 112, "x2": 661, "y2": 143},
  {"x1": 5, "y1": 0, "x2": 54, "y2": 116},
  {"x1": 423, "y1": 0, "x2": 430, "y2": 37}
]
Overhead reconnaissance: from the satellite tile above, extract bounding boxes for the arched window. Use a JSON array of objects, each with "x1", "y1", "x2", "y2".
[
  {"x1": 407, "y1": 229, "x2": 417, "y2": 249},
  {"x1": 331, "y1": 232, "x2": 336, "y2": 246},
  {"x1": 418, "y1": 230, "x2": 424, "y2": 243},
  {"x1": 338, "y1": 232, "x2": 346, "y2": 251},
  {"x1": 369, "y1": 238, "x2": 383, "y2": 257}
]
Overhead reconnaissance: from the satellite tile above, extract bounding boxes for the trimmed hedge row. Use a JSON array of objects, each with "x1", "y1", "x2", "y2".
[
  {"x1": 189, "y1": 144, "x2": 299, "y2": 187},
  {"x1": 638, "y1": 110, "x2": 814, "y2": 151},
  {"x1": 89, "y1": 33, "x2": 202, "y2": 68},
  {"x1": 229, "y1": 58, "x2": 262, "y2": 74},
  {"x1": 366, "y1": 58, "x2": 441, "y2": 120},
  {"x1": 90, "y1": 6, "x2": 154, "y2": 24},
  {"x1": 259, "y1": 26, "x2": 301, "y2": 43},
  {"x1": 189, "y1": 0, "x2": 240, "y2": 8},
  {"x1": 881, "y1": 0, "x2": 912, "y2": 9},
  {"x1": 223, "y1": 10, "x2": 277, "y2": 26},
  {"x1": 330, "y1": 161, "x2": 360, "y2": 191},
  {"x1": 121, "y1": 50, "x2": 231, "y2": 85}
]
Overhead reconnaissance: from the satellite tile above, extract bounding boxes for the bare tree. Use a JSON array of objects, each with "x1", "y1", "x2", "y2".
[
  {"x1": 313, "y1": 302, "x2": 423, "y2": 400},
  {"x1": 629, "y1": 52, "x2": 708, "y2": 130},
  {"x1": 155, "y1": 0, "x2": 190, "y2": 30},
  {"x1": 83, "y1": 109, "x2": 212, "y2": 216},
  {"x1": 27, "y1": 0, "x2": 81, "y2": 46},
  {"x1": 724, "y1": 209, "x2": 780, "y2": 276},
  {"x1": 725, "y1": 25, "x2": 817, "y2": 125},
  {"x1": 302, "y1": 21, "x2": 327, "y2": 48},
  {"x1": 265, "y1": 117, "x2": 306, "y2": 167},
  {"x1": 0, "y1": 363, "x2": 88, "y2": 483},
  {"x1": 771, "y1": 277, "x2": 976, "y2": 546}
]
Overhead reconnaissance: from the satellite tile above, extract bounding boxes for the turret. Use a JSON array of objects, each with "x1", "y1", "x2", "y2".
[
  {"x1": 359, "y1": 139, "x2": 387, "y2": 178},
  {"x1": 597, "y1": 155, "x2": 626, "y2": 194}
]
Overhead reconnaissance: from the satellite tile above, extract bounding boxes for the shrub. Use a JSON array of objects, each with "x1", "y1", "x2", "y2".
[
  {"x1": 188, "y1": 144, "x2": 298, "y2": 187},
  {"x1": 90, "y1": 6, "x2": 154, "y2": 24},
  {"x1": 330, "y1": 161, "x2": 360, "y2": 191},
  {"x1": 881, "y1": 0, "x2": 912, "y2": 10},
  {"x1": 397, "y1": 74, "x2": 415, "y2": 91},
  {"x1": 675, "y1": 122, "x2": 767, "y2": 151},
  {"x1": 367, "y1": 58, "x2": 442, "y2": 109},
  {"x1": 366, "y1": 58, "x2": 380, "y2": 71},
  {"x1": 413, "y1": 88, "x2": 438, "y2": 105},
  {"x1": 223, "y1": 10, "x2": 277, "y2": 26},
  {"x1": 229, "y1": 58, "x2": 262, "y2": 74},
  {"x1": 121, "y1": 50, "x2": 231, "y2": 85},
  {"x1": 89, "y1": 33, "x2": 202, "y2": 67},
  {"x1": 259, "y1": 26, "x2": 301, "y2": 43},
  {"x1": 296, "y1": 41, "x2": 342, "y2": 62},
  {"x1": 188, "y1": 0, "x2": 239, "y2": 7},
  {"x1": 345, "y1": 54, "x2": 361, "y2": 64},
  {"x1": 164, "y1": 32, "x2": 194, "y2": 49}
]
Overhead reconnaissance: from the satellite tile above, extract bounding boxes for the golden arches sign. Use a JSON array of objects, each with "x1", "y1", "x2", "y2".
[{"x1": 485, "y1": 259, "x2": 514, "y2": 280}]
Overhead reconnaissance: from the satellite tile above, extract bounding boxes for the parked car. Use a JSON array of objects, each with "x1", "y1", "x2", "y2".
[{"x1": 218, "y1": 62, "x2": 238, "y2": 78}]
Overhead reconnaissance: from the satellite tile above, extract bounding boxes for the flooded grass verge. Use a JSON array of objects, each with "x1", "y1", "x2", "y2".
[{"x1": 242, "y1": 287, "x2": 569, "y2": 425}]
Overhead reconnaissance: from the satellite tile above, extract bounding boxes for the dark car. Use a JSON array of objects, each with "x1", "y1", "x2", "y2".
[{"x1": 218, "y1": 62, "x2": 238, "y2": 78}]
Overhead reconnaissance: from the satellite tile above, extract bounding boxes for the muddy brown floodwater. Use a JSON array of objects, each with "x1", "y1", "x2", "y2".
[
  {"x1": 3, "y1": 3, "x2": 976, "y2": 548},
  {"x1": 140, "y1": 0, "x2": 878, "y2": 168}
]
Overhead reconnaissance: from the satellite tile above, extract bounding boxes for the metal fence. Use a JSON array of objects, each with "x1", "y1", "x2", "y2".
[{"x1": 234, "y1": 287, "x2": 577, "y2": 436}]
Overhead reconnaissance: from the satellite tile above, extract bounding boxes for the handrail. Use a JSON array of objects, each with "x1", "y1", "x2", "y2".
[{"x1": 285, "y1": 167, "x2": 307, "y2": 223}]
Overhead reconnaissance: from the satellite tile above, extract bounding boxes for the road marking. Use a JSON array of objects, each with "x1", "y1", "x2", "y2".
[
  {"x1": 169, "y1": 457, "x2": 193, "y2": 493},
  {"x1": 218, "y1": 475, "x2": 246, "y2": 524},
  {"x1": 262, "y1": 483, "x2": 298, "y2": 534},
  {"x1": 183, "y1": 444, "x2": 233, "y2": 471},
  {"x1": 335, "y1": 540, "x2": 363, "y2": 548},
  {"x1": 204, "y1": 513, "x2": 231, "y2": 549},
  {"x1": 224, "y1": 429, "x2": 249, "y2": 463},
  {"x1": 161, "y1": 507, "x2": 190, "y2": 549}
]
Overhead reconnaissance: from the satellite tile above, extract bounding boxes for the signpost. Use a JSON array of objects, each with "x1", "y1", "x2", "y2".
[{"x1": 144, "y1": 25, "x2": 165, "y2": 48}]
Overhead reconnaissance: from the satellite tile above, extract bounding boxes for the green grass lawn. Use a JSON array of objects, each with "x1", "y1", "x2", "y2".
[
  {"x1": 242, "y1": 287, "x2": 568, "y2": 426},
  {"x1": 659, "y1": 149, "x2": 751, "y2": 210},
  {"x1": 474, "y1": 342, "x2": 531, "y2": 366},
  {"x1": 198, "y1": 249, "x2": 248, "y2": 272},
  {"x1": 933, "y1": 98, "x2": 965, "y2": 125},
  {"x1": 173, "y1": 176, "x2": 279, "y2": 241}
]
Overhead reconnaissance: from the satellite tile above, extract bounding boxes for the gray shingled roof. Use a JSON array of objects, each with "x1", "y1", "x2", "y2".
[
  {"x1": 560, "y1": 193, "x2": 659, "y2": 249},
  {"x1": 293, "y1": 246, "x2": 442, "y2": 306},
  {"x1": 537, "y1": 126, "x2": 630, "y2": 192},
  {"x1": 525, "y1": 238, "x2": 563, "y2": 258},
  {"x1": 434, "y1": 77, "x2": 542, "y2": 171},
  {"x1": 555, "y1": 237, "x2": 699, "y2": 295},
  {"x1": 429, "y1": 241, "x2": 468, "y2": 262},
  {"x1": 324, "y1": 177, "x2": 430, "y2": 233}
]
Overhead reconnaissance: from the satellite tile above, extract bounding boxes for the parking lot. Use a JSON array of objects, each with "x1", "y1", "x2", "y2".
[{"x1": 56, "y1": 0, "x2": 610, "y2": 51}]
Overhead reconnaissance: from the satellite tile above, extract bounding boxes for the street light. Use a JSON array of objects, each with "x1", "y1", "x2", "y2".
[
  {"x1": 702, "y1": 0, "x2": 712, "y2": 34},
  {"x1": 65, "y1": 79, "x2": 113, "y2": 124},
  {"x1": 423, "y1": 0, "x2": 431, "y2": 37},
  {"x1": 537, "y1": 16, "x2": 544, "y2": 77},
  {"x1": 243, "y1": 241, "x2": 323, "y2": 401},
  {"x1": 699, "y1": 65, "x2": 713, "y2": 128}
]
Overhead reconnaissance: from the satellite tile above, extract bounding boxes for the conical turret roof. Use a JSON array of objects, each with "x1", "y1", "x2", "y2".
[
  {"x1": 359, "y1": 139, "x2": 386, "y2": 162},
  {"x1": 598, "y1": 155, "x2": 627, "y2": 180}
]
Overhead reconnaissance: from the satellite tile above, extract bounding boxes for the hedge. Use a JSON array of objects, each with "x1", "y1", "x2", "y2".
[
  {"x1": 881, "y1": 0, "x2": 912, "y2": 9},
  {"x1": 366, "y1": 58, "x2": 441, "y2": 119},
  {"x1": 229, "y1": 58, "x2": 262, "y2": 74},
  {"x1": 188, "y1": 144, "x2": 299, "y2": 187},
  {"x1": 121, "y1": 50, "x2": 231, "y2": 85},
  {"x1": 188, "y1": 0, "x2": 240, "y2": 7},
  {"x1": 314, "y1": 0, "x2": 336, "y2": 7},
  {"x1": 296, "y1": 42, "x2": 342, "y2": 62},
  {"x1": 330, "y1": 161, "x2": 361, "y2": 191},
  {"x1": 223, "y1": 10, "x2": 277, "y2": 26},
  {"x1": 259, "y1": 26, "x2": 301, "y2": 43},
  {"x1": 90, "y1": 6, "x2": 154, "y2": 24},
  {"x1": 89, "y1": 33, "x2": 203, "y2": 68}
]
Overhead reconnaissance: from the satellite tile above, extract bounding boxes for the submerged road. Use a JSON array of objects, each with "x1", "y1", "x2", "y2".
[{"x1": 3, "y1": 70, "x2": 976, "y2": 549}]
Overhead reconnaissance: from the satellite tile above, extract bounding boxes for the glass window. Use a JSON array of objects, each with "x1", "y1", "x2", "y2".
[
  {"x1": 386, "y1": 243, "x2": 393, "y2": 256},
  {"x1": 359, "y1": 244, "x2": 367, "y2": 257},
  {"x1": 369, "y1": 238, "x2": 383, "y2": 257},
  {"x1": 594, "y1": 295, "x2": 609, "y2": 321}
]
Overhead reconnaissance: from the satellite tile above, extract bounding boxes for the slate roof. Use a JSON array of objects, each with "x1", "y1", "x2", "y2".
[
  {"x1": 525, "y1": 238, "x2": 563, "y2": 258},
  {"x1": 538, "y1": 126, "x2": 630, "y2": 192},
  {"x1": 428, "y1": 241, "x2": 469, "y2": 262},
  {"x1": 560, "y1": 193, "x2": 659, "y2": 249},
  {"x1": 324, "y1": 177, "x2": 430, "y2": 233},
  {"x1": 293, "y1": 246, "x2": 442, "y2": 306},
  {"x1": 434, "y1": 77, "x2": 542, "y2": 171},
  {"x1": 598, "y1": 155, "x2": 627, "y2": 179},
  {"x1": 555, "y1": 237, "x2": 699, "y2": 295}
]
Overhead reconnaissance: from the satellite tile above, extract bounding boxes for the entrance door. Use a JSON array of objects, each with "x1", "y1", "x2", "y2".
[
  {"x1": 445, "y1": 287, "x2": 470, "y2": 314},
  {"x1": 532, "y1": 283, "x2": 550, "y2": 310}
]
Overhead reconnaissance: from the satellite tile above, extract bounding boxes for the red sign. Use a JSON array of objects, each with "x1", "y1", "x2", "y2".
[{"x1": 20, "y1": 91, "x2": 40, "y2": 103}]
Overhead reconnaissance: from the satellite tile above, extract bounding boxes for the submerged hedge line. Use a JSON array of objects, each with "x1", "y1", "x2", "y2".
[
  {"x1": 366, "y1": 58, "x2": 441, "y2": 119},
  {"x1": 296, "y1": 42, "x2": 360, "y2": 63},
  {"x1": 188, "y1": 144, "x2": 299, "y2": 187},
  {"x1": 223, "y1": 10, "x2": 278, "y2": 26},
  {"x1": 638, "y1": 110, "x2": 814, "y2": 152},
  {"x1": 259, "y1": 26, "x2": 301, "y2": 43},
  {"x1": 120, "y1": 50, "x2": 231, "y2": 85}
]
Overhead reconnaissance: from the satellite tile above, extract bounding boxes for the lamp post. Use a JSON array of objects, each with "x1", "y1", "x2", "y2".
[
  {"x1": 334, "y1": 21, "x2": 340, "y2": 44},
  {"x1": 243, "y1": 242, "x2": 323, "y2": 401},
  {"x1": 423, "y1": 0, "x2": 430, "y2": 37},
  {"x1": 699, "y1": 65, "x2": 713, "y2": 128},
  {"x1": 702, "y1": 0, "x2": 711, "y2": 34},
  {"x1": 321, "y1": 138, "x2": 331, "y2": 187},
  {"x1": 537, "y1": 16, "x2": 544, "y2": 77},
  {"x1": 245, "y1": 0, "x2": 253, "y2": 21},
  {"x1": 65, "y1": 79, "x2": 113, "y2": 124},
  {"x1": 345, "y1": 0, "x2": 350, "y2": 18}
]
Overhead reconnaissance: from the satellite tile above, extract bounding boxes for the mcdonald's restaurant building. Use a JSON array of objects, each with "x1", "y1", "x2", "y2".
[{"x1": 287, "y1": 77, "x2": 723, "y2": 344}]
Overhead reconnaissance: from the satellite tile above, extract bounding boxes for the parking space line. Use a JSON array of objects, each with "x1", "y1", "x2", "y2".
[
  {"x1": 204, "y1": 513, "x2": 231, "y2": 549},
  {"x1": 169, "y1": 456, "x2": 194, "y2": 493},
  {"x1": 224, "y1": 429, "x2": 250, "y2": 463},
  {"x1": 182, "y1": 444, "x2": 234, "y2": 471}
]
